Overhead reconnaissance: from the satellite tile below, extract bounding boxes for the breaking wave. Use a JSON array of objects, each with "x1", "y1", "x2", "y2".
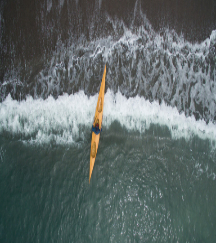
[{"x1": 0, "y1": 90, "x2": 216, "y2": 146}]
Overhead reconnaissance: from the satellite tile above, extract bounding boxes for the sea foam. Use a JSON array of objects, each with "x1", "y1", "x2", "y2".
[{"x1": 0, "y1": 90, "x2": 216, "y2": 145}]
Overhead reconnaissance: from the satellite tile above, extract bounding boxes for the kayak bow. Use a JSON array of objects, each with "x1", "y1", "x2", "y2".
[{"x1": 89, "y1": 65, "x2": 106, "y2": 183}]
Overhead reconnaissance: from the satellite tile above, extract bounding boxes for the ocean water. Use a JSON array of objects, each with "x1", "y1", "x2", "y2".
[
  {"x1": 1, "y1": 0, "x2": 216, "y2": 242},
  {"x1": 1, "y1": 90, "x2": 216, "y2": 242}
]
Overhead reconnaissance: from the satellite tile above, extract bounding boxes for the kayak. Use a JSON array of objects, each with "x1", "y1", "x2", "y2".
[{"x1": 89, "y1": 65, "x2": 106, "y2": 183}]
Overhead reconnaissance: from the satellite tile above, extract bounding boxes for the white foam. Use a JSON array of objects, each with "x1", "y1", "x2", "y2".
[
  {"x1": 0, "y1": 90, "x2": 216, "y2": 145},
  {"x1": 0, "y1": 92, "x2": 96, "y2": 144},
  {"x1": 47, "y1": 0, "x2": 52, "y2": 12}
]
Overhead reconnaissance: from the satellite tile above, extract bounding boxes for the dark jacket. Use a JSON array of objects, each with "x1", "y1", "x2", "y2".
[{"x1": 92, "y1": 125, "x2": 102, "y2": 135}]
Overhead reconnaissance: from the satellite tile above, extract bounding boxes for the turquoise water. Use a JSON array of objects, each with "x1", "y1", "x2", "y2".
[{"x1": 1, "y1": 123, "x2": 216, "y2": 242}]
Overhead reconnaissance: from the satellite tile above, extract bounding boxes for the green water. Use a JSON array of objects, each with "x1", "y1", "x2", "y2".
[{"x1": 0, "y1": 124, "x2": 216, "y2": 242}]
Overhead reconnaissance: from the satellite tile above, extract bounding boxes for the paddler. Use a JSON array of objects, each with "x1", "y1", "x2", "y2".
[{"x1": 92, "y1": 119, "x2": 102, "y2": 135}]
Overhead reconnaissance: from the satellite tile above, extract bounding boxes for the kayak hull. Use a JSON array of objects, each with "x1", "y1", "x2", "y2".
[{"x1": 89, "y1": 65, "x2": 106, "y2": 183}]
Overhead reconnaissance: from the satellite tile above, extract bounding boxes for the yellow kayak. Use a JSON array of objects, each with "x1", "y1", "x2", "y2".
[{"x1": 89, "y1": 65, "x2": 106, "y2": 183}]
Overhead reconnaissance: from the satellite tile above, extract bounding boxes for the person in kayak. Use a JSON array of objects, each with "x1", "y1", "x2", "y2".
[{"x1": 92, "y1": 121, "x2": 102, "y2": 135}]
